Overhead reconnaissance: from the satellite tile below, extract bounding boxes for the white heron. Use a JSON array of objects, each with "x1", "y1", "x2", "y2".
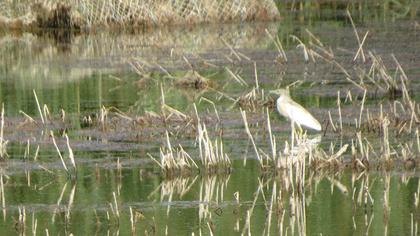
[{"x1": 270, "y1": 89, "x2": 322, "y2": 131}]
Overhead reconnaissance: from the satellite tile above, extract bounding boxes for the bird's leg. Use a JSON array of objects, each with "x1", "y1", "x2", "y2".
[
  {"x1": 296, "y1": 123, "x2": 303, "y2": 139},
  {"x1": 298, "y1": 125, "x2": 306, "y2": 143},
  {"x1": 291, "y1": 121, "x2": 295, "y2": 151}
]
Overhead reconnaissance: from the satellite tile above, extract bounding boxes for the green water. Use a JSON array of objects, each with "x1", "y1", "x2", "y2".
[
  {"x1": 0, "y1": 3, "x2": 419, "y2": 235},
  {"x1": 0, "y1": 155, "x2": 418, "y2": 235}
]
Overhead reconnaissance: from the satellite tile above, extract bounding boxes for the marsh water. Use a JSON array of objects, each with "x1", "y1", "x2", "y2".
[{"x1": 0, "y1": 4, "x2": 420, "y2": 236}]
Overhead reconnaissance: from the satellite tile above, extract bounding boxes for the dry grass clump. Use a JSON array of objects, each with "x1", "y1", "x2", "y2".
[
  {"x1": 80, "y1": 104, "x2": 194, "y2": 135},
  {"x1": 0, "y1": 0, "x2": 280, "y2": 30},
  {"x1": 348, "y1": 111, "x2": 419, "y2": 172},
  {"x1": 31, "y1": 2, "x2": 80, "y2": 29},
  {"x1": 196, "y1": 121, "x2": 231, "y2": 174},
  {"x1": 149, "y1": 131, "x2": 198, "y2": 178},
  {"x1": 174, "y1": 70, "x2": 214, "y2": 90},
  {"x1": 0, "y1": 92, "x2": 79, "y2": 179},
  {"x1": 236, "y1": 88, "x2": 274, "y2": 112},
  {"x1": 0, "y1": 2, "x2": 83, "y2": 30},
  {"x1": 241, "y1": 108, "x2": 346, "y2": 173},
  {"x1": 78, "y1": 0, "x2": 280, "y2": 27},
  {"x1": 276, "y1": 132, "x2": 349, "y2": 173},
  {"x1": 231, "y1": 63, "x2": 274, "y2": 112},
  {"x1": 147, "y1": 124, "x2": 231, "y2": 176},
  {"x1": 147, "y1": 103, "x2": 231, "y2": 176}
]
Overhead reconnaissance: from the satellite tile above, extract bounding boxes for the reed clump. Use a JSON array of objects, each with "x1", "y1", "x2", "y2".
[
  {"x1": 31, "y1": 2, "x2": 80, "y2": 29},
  {"x1": 232, "y1": 63, "x2": 274, "y2": 112},
  {"x1": 0, "y1": 0, "x2": 280, "y2": 30},
  {"x1": 0, "y1": 2, "x2": 83, "y2": 30},
  {"x1": 241, "y1": 107, "x2": 349, "y2": 173},
  {"x1": 236, "y1": 88, "x2": 274, "y2": 112},
  {"x1": 174, "y1": 70, "x2": 214, "y2": 90},
  {"x1": 149, "y1": 131, "x2": 198, "y2": 178},
  {"x1": 148, "y1": 103, "x2": 231, "y2": 176},
  {"x1": 196, "y1": 122, "x2": 231, "y2": 174},
  {"x1": 82, "y1": 105, "x2": 194, "y2": 137}
]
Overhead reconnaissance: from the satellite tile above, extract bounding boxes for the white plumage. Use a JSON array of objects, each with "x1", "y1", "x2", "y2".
[{"x1": 272, "y1": 89, "x2": 322, "y2": 131}]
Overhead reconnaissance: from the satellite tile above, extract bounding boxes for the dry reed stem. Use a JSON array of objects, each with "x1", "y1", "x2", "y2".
[
  {"x1": 33, "y1": 90, "x2": 45, "y2": 124},
  {"x1": 17, "y1": 207, "x2": 26, "y2": 234},
  {"x1": 0, "y1": 104, "x2": 7, "y2": 159},
  {"x1": 290, "y1": 35, "x2": 310, "y2": 62},
  {"x1": 66, "y1": 184, "x2": 76, "y2": 221},
  {"x1": 265, "y1": 28, "x2": 287, "y2": 62},
  {"x1": 112, "y1": 191, "x2": 120, "y2": 220},
  {"x1": 43, "y1": 104, "x2": 50, "y2": 121},
  {"x1": 241, "y1": 179, "x2": 263, "y2": 235},
  {"x1": 353, "y1": 31, "x2": 369, "y2": 62},
  {"x1": 254, "y1": 62, "x2": 259, "y2": 89},
  {"x1": 358, "y1": 90, "x2": 367, "y2": 130},
  {"x1": 416, "y1": 129, "x2": 420, "y2": 155},
  {"x1": 240, "y1": 109, "x2": 262, "y2": 165},
  {"x1": 331, "y1": 144, "x2": 349, "y2": 160},
  {"x1": 19, "y1": 111, "x2": 35, "y2": 123},
  {"x1": 0, "y1": 174, "x2": 5, "y2": 221},
  {"x1": 221, "y1": 38, "x2": 242, "y2": 61},
  {"x1": 266, "y1": 108, "x2": 276, "y2": 163},
  {"x1": 306, "y1": 29, "x2": 335, "y2": 59},
  {"x1": 31, "y1": 212, "x2": 37, "y2": 236},
  {"x1": 226, "y1": 67, "x2": 248, "y2": 87},
  {"x1": 197, "y1": 121, "x2": 231, "y2": 171},
  {"x1": 328, "y1": 110, "x2": 337, "y2": 132},
  {"x1": 52, "y1": 182, "x2": 67, "y2": 223},
  {"x1": 64, "y1": 134, "x2": 76, "y2": 170},
  {"x1": 198, "y1": 97, "x2": 220, "y2": 122},
  {"x1": 50, "y1": 131, "x2": 68, "y2": 173},
  {"x1": 382, "y1": 117, "x2": 391, "y2": 161},
  {"x1": 149, "y1": 130, "x2": 197, "y2": 175},
  {"x1": 337, "y1": 91, "x2": 343, "y2": 133},
  {"x1": 347, "y1": 10, "x2": 366, "y2": 62},
  {"x1": 266, "y1": 180, "x2": 276, "y2": 235}
]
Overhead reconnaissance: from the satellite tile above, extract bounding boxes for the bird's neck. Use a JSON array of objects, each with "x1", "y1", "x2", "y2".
[{"x1": 278, "y1": 95, "x2": 286, "y2": 103}]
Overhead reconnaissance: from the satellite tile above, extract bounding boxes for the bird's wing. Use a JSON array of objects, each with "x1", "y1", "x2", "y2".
[{"x1": 284, "y1": 101, "x2": 322, "y2": 131}]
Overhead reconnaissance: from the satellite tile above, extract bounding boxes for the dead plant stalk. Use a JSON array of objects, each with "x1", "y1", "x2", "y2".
[
  {"x1": 0, "y1": 104, "x2": 7, "y2": 159},
  {"x1": 33, "y1": 90, "x2": 45, "y2": 124},
  {"x1": 50, "y1": 131, "x2": 68, "y2": 173},
  {"x1": 240, "y1": 109, "x2": 262, "y2": 165}
]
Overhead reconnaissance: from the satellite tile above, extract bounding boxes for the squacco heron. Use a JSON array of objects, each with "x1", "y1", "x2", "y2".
[{"x1": 270, "y1": 89, "x2": 321, "y2": 131}]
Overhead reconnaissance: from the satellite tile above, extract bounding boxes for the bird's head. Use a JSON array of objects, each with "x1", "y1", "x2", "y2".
[{"x1": 269, "y1": 88, "x2": 290, "y2": 99}]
